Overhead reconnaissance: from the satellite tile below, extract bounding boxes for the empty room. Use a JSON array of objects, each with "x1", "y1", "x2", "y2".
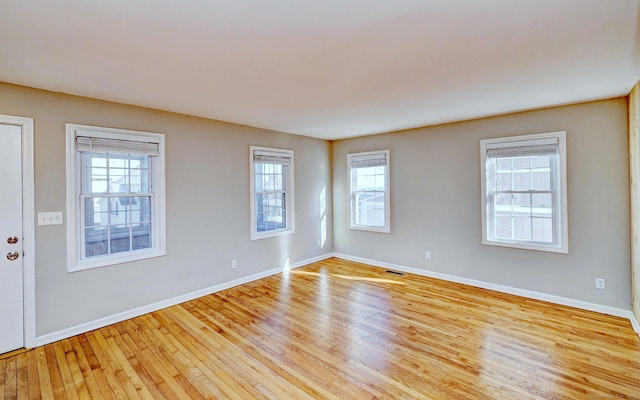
[{"x1": 1, "y1": 0, "x2": 640, "y2": 398}]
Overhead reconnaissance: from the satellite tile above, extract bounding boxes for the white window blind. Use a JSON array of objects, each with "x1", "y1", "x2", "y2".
[
  {"x1": 349, "y1": 153, "x2": 388, "y2": 168},
  {"x1": 485, "y1": 137, "x2": 558, "y2": 158},
  {"x1": 253, "y1": 149, "x2": 292, "y2": 165},
  {"x1": 76, "y1": 135, "x2": 159, "y2": 156}
]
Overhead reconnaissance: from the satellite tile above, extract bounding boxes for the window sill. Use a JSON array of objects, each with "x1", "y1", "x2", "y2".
[
  {"x1": 251, "y1": 228, "x2": 294, "y2": 241},
  {"x1": 349, "y1": 225, "x2": 390, "y2": 233},
  {"x1": 482, "y1": 239, "x2": 568, "y2": 254},
  {"x1": 68, "y1": 248, "x2": 166, "y2": 273}
]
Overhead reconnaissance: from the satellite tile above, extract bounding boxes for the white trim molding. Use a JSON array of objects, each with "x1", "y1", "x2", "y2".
[
  {"x1": 480, "y1": 131, "x2": 569, "y2": 254},
  {"x1": 249, "y1": 145, "x2": 295, "y2": 241},
  {"x1": 33, "y1": 252, "x2": 640, "y2": 346},
  {"x1": 0, "y1": 114, "x2": 36, "y2": 349},
  {"x1": 347, "y1": 149, "x2": 391, "y2": 233},
  {"x1": 36, "y1": 253, "x2": 333, "y2": 346},
  {"x1": 332, "y1": 253, "x2": 638, "y2": 333},
  {"x1": 630, "y1": 313, "x2": 640, "y2": 336},
  {"x1": 65, "y1": 123, "x2": 167, "y2": 272}
]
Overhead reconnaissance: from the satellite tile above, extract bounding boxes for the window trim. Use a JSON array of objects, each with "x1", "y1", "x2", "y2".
[
  {"x1": 348, "y1": 150, "x2": 391, "y2": 233},
  {"x1": 249, "y1": 146, "x2": 295, "y2": 240},
  {"x1": 480, "y1": 131, "x2": 568, "y2": 253},
  {"x1": 66, "y1": 124, "x2": 166, "y2": 272}
]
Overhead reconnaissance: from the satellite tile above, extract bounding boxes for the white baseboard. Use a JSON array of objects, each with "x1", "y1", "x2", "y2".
[
  {"x1": 630, "y1": 313, "x2": 640, "y2": 336},
  {"x1": 36, "y1": 252, "x2": 639, "y2": 346},
  {"x1": 36, "y1": 253, "x2": 333, "y2": 347},
  {"x1": 332, "y1": 253, "x2": 638, "y2": 327}
]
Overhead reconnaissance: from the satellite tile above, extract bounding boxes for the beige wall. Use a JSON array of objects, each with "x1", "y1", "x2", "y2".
[
  {"x1": 1, "y1": 80, "x2": 634, "y2": 337},
  {"x1": 0, "y1": 82, "x2": 333, "y2": 336},
  {"x1": 332, "y1": 99, "x2": 631, "y2": 309},
  {"x1": 630, "y1": 81, "x2": 640, "y2": 322}
]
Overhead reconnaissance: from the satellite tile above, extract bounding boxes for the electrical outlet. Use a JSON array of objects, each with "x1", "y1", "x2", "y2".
[
  {"x1": 231, "y1": 259, "x2": 237, "y2": 269},
  {"x1": 595, "y1": 278, "x2": 605, "y2": 290},
  {"x1": 425, "y1": 251, "x2": 431, "y2": 260}
]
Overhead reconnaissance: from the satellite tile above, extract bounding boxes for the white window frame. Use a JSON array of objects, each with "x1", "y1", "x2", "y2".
[
  {"x1": 66, "y1": 124, "x2": 166, "y2": 272},
  {"x1": 249, "y1": 146, "x2": 295, "y2": 240},
  {"x1": 480, "y1": 131, "x2": 568, "y2": 253},
  {"x1": 348, "y1": 150, "x2": 390, "y2": 233}
]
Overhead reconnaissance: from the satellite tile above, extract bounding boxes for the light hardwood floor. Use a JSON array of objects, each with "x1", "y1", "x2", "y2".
[{"x1": 2, "y1": 258, "x2": 640, "y2": 399}]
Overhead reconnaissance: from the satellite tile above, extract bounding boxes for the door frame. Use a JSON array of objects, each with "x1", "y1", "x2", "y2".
[{"x1": 0, "y1": 114, "x2": 36, "y2": 349}]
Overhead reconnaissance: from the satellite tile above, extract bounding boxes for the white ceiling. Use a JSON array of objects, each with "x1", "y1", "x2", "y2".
[{"x1": 1, "y1": 0, "x2": 639, "y2": 140}]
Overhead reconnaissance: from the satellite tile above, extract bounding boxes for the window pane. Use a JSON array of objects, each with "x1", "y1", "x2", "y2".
[
  {"x1": 109, "y1": 198, "x2": 127, "y2": 225},
  {"x1": 375, "y1": 174, "x2": 385, "y2": 189},
  {"x1": 89, "y1": 168, "x2": 108, "y2": 193},
  {"x1": 84, "y1": 153, "x2": 108, "y2": 194},
  {"x1": 374, "y1": 209, "x2": 385, "y2": 227},
  {"x1": 133, "y1": 223, "x2": 152, "y2": 250},
  {"x1": 494, "y1": 213, "x2": 512, "y2": 239},
  {"x1": 110, "y1": 225, "x2": 131, "y2": 254},
  {"x1": 85, "y1": 227, "x2": 108, "y2": 257},
  {"x1": 512, "y1": 171, "x2": 531, "y2": 191},
  {"x1": 130, "y1": 154, "x2": 148, "y2": 169},
  {"x1": 495, "y1": 193, "x2": 512, "y2": 207},
  {"x1": 89, "y1": 153, "x2": 107, "y2": 167},
  {"x1": 274, "y1": 173, "x2": 283, "y2": 191},
  {"x1": 513, "y1": 215, "x2": 532, "y2": 241},
  {"x1": 532, "y1": 217, "x2": 553, "y2": 243},
  {"x1": 84, "y1": 197, "x2": 109, "y2": 227},
  {"x1": 355, "y1": 191, "x2": 385, "y2": 227},
  {"x1": 497, "y1": 173, "x2": 512, "y2": 191},
  {"x1": 531, "y1": 156, "x2": 550, "y2": 168},
  {"x1": 532, "y1": 193, "x2": 552, "y2": 210},
  {"x1": 512, "y1": 157, "x2": 531, "y2": 169},
  {"x1": 512, "y1": 193, "x2": 532, "y2": 209},
  {"x1": 261, "y1": 172, "x2": 269, "y2": 192},
  {"x1": 109, "y1": 155, "x2": 127, "y2": 169},
  {"x1": 130, "y1": 167, "x2": 149, "y2": 193},
  {"x1": 109, "y1": 168, "x2": 129, "y2": 193},
  {"x1": 531, "y1": 170, "x2": 550, "y2": 191},
  {"x1": 497, "y1": 158, "x2": 511, "y2": 170},
  {"x1": 132, "y1": 196, "x2": 151, "y2": 223}
]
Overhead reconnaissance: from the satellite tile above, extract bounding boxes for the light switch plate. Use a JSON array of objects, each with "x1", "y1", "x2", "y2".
[{"x1": 38, "y1": 211, "x2": 63, "y2": 226}]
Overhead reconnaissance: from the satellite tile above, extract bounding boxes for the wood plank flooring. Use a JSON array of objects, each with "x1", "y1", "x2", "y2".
[{"x1": 2, "y1": 257, "x2": 640, "y2": 399}]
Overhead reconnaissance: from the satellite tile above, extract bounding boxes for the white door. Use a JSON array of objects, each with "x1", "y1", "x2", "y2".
[{"x1": 0, "y1": 122, "x2": 24, "y2": 354}]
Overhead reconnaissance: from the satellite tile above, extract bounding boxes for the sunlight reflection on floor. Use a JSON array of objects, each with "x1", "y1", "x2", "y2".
[{"x1": 290, "y1": 269, "x2": 406, "y2": 285}]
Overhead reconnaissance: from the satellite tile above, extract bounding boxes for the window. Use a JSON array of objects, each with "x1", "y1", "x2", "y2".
[
  {"x1": 66, "y1": 124, "x2": 166, "y2": 271},
  {"x1": 481, "y1": 131, "x2": 568, "y2": 253},
  {"x1": 348, "y1": 150, "x2": 390, "y2": 233},
  {"x1": 250, "y1": 146, "x2": 295, "y2": 240}
]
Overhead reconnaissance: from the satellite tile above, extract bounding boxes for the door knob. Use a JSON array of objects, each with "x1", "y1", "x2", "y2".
[
  {"x1": 6, "y1": 252, "x2": 19, "y2": 261},
  {"x1": 7, "y1": 236, "x2": 18, "y2": 244}
]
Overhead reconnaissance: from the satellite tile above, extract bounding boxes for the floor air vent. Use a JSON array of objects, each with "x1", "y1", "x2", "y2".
[{"x1": 385, "y1": 270, "x2": 404, "y2": 276}]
